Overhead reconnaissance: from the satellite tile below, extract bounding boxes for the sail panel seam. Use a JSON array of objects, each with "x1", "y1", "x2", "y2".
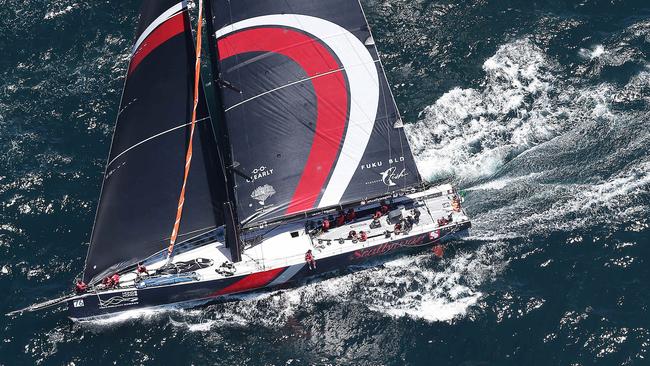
[
  {"x1": 222, "y1": 60, "x2": 379, "y2": 112},
  {"x1": 107, "y1": 117, "x2": 210, "y2": 167}
]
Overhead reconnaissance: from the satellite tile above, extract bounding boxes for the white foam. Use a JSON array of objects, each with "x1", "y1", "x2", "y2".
[
  {"x1": 406, "y1": 39, "x2": 561, "y2": 182},
  {"x1": 466, "y1": 172, "x2": 544, "y2": 191},
  {"x1": 472, "y1": 160, "x2": 650, "y2": 236},
  {"x1": 79, "y1": 307, "x2": 175, "y2": 327},
  {"x1": 579, "y1": 45, "x2": 606, "y2": 60},
  {"x1": 153, "y1": 241, "x2": 509, "y2": 328},
  {"x1": 44, "y1": 4, "x2": 77, "y2": 20}
]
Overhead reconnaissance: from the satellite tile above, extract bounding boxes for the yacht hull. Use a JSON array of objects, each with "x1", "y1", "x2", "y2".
[{"x1": 67, "y1": 222, "x2": 470, "y2": 320}]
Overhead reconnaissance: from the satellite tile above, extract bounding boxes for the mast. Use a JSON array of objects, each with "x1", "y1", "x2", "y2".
[{"x1": 203, "y1": 0, "x2": 242, "y2": 262}]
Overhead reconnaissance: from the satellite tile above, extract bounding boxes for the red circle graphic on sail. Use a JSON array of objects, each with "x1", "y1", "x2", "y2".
[{"x1": 217, "y1": 27, "x2": 349, "y2": 214}]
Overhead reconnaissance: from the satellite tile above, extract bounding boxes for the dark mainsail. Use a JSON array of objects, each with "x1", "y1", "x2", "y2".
[
  {"x1": 208, "y1": 0, "x2": 422, "y2": 227},
  {"x1": 83, "y1": 0, "x2": 225, "y2": 283}
]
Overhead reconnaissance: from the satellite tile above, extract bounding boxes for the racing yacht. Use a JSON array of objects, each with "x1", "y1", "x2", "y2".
[{"x1": 9, "y1": 0, "x2": 471, "y2": 320}]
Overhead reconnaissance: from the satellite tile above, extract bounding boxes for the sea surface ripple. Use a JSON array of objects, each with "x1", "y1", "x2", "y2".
[{"x1": 0, "y1": 0, "x2": 649, "y2": 365}]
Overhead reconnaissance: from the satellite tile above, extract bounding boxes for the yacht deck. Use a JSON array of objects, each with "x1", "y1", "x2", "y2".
[{"x1": 111, "y1": 184, "x2": 469, "y2": 290}]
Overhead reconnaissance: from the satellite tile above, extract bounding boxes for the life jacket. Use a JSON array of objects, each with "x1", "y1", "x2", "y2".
[
  {"x1": 75, "y1": 282, "x2": 87, "y2": 293},
  {"x1": 346, "y1": 210, "x2": 356, "y2": 221},
  {"x1": 111, "y1": 273, "x2": 120, "y2": 285},
  {"x1": 322, "y1": 219, "x2": 330, "y2": 230},
  {"x1": 336, "y1": 215, "x2": 345, "y2": 226}
]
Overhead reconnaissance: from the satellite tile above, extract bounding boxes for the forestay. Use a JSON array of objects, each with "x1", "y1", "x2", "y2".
[
  {"x1": 208, "y1": 0, "x2": 422, "y2": 227},
  {"x1": 83, "y1": 0, "x2": 225, "y2": 284}
]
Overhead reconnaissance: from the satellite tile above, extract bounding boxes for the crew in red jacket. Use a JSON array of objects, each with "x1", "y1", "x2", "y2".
[
  {"x1": 137, "y1": 262, "x2": 149, "y2": 276},
  {"x1": 74, "y1": 279, "x2": 87, "y2": 294},
  {"x1": 110, "y1": 273, "x2": 121, "y2": 288},
  {"x1": 322, "y1": 219, "x2": 330, "y2": 232},
  {"x1": 346, "y1": 208, "x2": 356, "y2": 222},
  {"x1": 359, "y1": 231, "x2": 368, "y2": 242},
  {"x1": 393, "y1": 222, "x2": 402, "y2": 235},
  {"x1": 380, "y1": 201, "x2": 390, "y2": 215},
  {"x1": 305, "y1": 249, "x2": 316, "y2": 270},
  {"x1": 336, "y1": 212, "x2": 345, "y2": 227}
]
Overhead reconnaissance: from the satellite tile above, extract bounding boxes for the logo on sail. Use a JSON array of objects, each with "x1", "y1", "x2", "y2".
[
  {"x1": 380, "y1": 167, "x2": 409, "y2": 187},
  {"x1": 247, "y1": 166, "x2": 274, "y2": 183},
  {"x1": 251, "y1": 184, "x2": 276, "y2": 205}
]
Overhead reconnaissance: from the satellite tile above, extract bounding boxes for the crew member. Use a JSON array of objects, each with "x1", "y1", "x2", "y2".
[
  {"x1": 322, "y1": 218, "x2": 330, "y2": 232},
  {"x1": 137, "y1": 262, "x2": 149, "y2": 276},
  {"x1": 393, "y1": 222, "x2": 402, "y2": 235},
  {"x1": 305, "y1": 249, "x2": 316, "y2": 270},
  {"x1": 74, "y1": 279, "x2": 87, "y2": 294},
  {"x1": 336, "y1": 211, "x2": 345, "y2": 227},
  {"x1": 346, "y1": 208, "x2": 356, "y2": 222},
  {"x1": 451, "y1": 196, "x2": 461, "y2": 212},
  {"x1": 110, "y1": 272, "x2": 121, "y2": 288},
  {"x1": 348, "y1": 230, "x2": 358, "y2": 240},
  {"x1": 412, "y1": 207, "x2": 421, "y2": 221},
  {"x1": 359, "y1": 231, "x2": 368, "y2": 242},
  {"x1": 380, "y1": 200, "x2": 390, "y2": 215},
  {"x1": 102, "y1": 276, "x2": 113, "y2": 288},
  {"x1": 405, "y1": 215, "x2": 414, "y2": 231}
]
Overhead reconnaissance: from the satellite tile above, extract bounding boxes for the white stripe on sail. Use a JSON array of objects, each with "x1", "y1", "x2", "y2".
[
  {"x1": 132, "y1": 1, "x2": 187, "y2": 54},
  {"x1": 107, "y1": 117, "x2": 209, "y2": 167},
  {"x1": 216, "y1": 14, "x2": 380, "y2": 208},
  {"x1": 223, "y1": 61, "x2": 380, "y2": 113}
]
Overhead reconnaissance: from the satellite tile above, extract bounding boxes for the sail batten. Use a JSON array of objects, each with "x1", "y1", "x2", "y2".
[{"x1": 209, "y1": 0, "x2": 421, "y2": 228}]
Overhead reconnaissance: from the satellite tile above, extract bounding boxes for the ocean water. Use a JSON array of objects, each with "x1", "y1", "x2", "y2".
[{"x1": 1, "y1": 0, "x2": 649, "y2": 365}]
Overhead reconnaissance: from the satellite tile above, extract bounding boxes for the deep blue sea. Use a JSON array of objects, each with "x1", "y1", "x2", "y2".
[{"x1": 1, "y1": 0, "x2": 649, "y2": 365}]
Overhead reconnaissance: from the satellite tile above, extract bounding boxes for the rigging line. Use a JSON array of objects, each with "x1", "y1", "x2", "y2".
[
  {"x1": 223, "y1": 60, "x2": 380, "y2": 113},
  {"x1": 106, "y1": 116, "x2": 210, "y2": 167},
  {"x1": 167, "y1": 0, "x2": 204, "y2": 260},
  {"x1": 144, "y1": 225, "x2": 218, "y2": 251},
  {"x1": 138, "y1": 225, "x2": 218, "y2": 263}
]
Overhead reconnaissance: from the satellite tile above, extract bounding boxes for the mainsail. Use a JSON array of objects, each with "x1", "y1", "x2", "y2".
[
  {"x1": 208, "y1": 0, "x2": 422, "y2": 227},
  {"x1": 83, "y1": 0, "x2": 225, "y2": 283}
]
